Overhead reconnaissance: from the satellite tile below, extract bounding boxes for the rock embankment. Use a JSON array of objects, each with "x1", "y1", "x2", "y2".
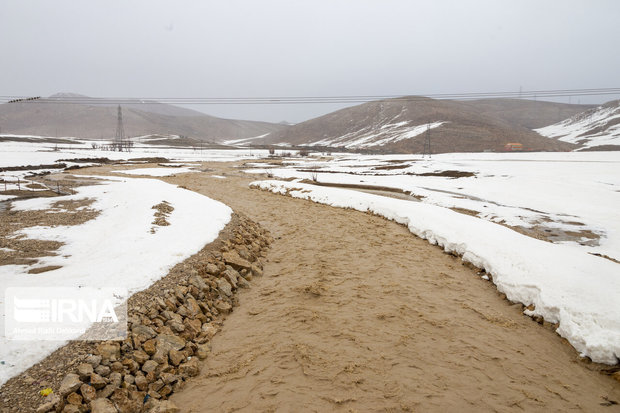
[{"x1": 0, "y1": 213, "x2": 272, "y2": 413}]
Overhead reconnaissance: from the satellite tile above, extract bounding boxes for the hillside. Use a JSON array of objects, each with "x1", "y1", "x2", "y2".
[
  {"x1": 258, "y1": 97, "x2": 578, "y2": 153},
  {"x1": 535, "y1": 100, "x2": 620, "y2": 151},
  {"x1": 0, "y1": 94, "x2": 284, "y2": 141},
  {"x1": 464, "y1": 99, "x2": 593, "y2": 129}
]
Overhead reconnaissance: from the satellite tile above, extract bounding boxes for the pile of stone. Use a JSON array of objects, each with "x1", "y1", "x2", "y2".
[{"x1": 36, "y1": 215, "x2": 272, "y2": 413}]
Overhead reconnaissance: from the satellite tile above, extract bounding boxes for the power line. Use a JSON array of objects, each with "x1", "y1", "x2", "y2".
[{"x1": 1, "y1": 87, "x2": 619, "y2": 105}]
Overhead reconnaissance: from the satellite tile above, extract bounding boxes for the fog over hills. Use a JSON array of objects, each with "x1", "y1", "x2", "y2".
[{"x1": 0, "y1": 93, "x2": 285, "y2": 141}]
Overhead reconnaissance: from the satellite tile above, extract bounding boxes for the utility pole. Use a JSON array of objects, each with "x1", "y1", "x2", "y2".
[
  {"x1": 114, "y1": 105, "x2": 125, "y2": 151},
  {"x1": 422, "y1": 123, "x2": 432, "y2": 158}
]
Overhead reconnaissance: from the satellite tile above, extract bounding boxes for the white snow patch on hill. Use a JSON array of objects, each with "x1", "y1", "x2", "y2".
[
  {"x1": 306, "y1": 121, "x2": 445, "y2": 149},
  {"x1": 536, "y1": 101, "x2": 620, "y2": 149}
]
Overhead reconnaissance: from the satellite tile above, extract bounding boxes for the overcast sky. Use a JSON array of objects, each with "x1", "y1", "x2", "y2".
[{"x1": 1, "y1": 0, "x2": 619, "y2": 123}]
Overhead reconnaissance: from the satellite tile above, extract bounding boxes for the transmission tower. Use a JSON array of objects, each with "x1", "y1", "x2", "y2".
[
  {"x1": 422, "y1": 123, "x2": 432, "y2": 158},
  {"x1": 114, "y1": 105, "x2": 125, "y2": 151}
]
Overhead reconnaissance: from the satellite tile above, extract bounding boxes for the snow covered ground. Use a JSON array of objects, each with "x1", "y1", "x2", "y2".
[
  {"x1": 0, "y1": 135, "x2": 272, "y2": 181},
  {"x1": 248, "y1": 151, "x2": 620, "y2": 364},
  {"x1": 0, "y1": 176, "x2": 232, "y2": 385},
  {"x1": 112, "y1": 167, "x2": 199, "y2": 177}
]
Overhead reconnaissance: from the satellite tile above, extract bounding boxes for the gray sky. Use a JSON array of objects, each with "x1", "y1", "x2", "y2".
[{"x1": 1, "y1": 0, "x2": 619, "y2": 123}]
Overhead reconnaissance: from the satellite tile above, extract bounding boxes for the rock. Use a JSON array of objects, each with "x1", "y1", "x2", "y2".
[
  {"x1": 62, "y1": 405, "x2": 80, "y2": 413},
  {"x1": 205, "y1": 263, "x2": 219, "y2": 275},
  {"x1": 85, "y1": 355, "x2": 102, "y2": 369},
  {"x1": 59, "y1": 373, "x2": 82, "y2": 396},
  {"x1": 98, "y1": 384, "x2": 116, "y2": 399},
  {"x1": 237, "y1": 276, "x2": 250, "y2": 289},
  {"x1": 36, "y1": 394, "x2": 60, "y2": 413},
  {"x1": 149, "y1": 379, "x2": 165, "y2": 393},
  {"x1": 80, "y1": 384, "x2": 97, "y2": 403},
  {"x1": 222, "y1": 251, "x2": 252, "y2": 271},
  {"x1": 188, "y1": 275, "x2": 208, "y2": 291},
  {"x1": 90, "y1": 398, "x2": 117, "y2": 413},
  {"x1": 90, "y1": 373, "x2": 107, "y2": 390},
  {"x1": 160, "y1": 373, "x2": 179, "y2": 385},
  {"x1": 66, "y1": 391, "x2": 83, "y2": 405},
  {"x1": 158, "y1": 384, "x2": 173, "y2": 398},
  {"x1": 110, "y1": 361, "x2": 124, "y2": 372},
  {"x1": 183, "y1": 318, "x2": 201, "y2": 336},
  {"x1": 201, "y1": 323, "x2": 218, "y2": 338},
  {"x1": 110, "y1": 388, "x2": 141, "y2": 413},
  {"x1": 132, "y1": 350, "x2": 150, "y2": 365},
  {"x1": 221, "y1": 267, "x2": 239, "y2": 288},
  {"x1": 95, "y1": 365, "x2": 111, "y2": 377},
  {"x1": 77, "y1": 363, "x2": 94, "y2": 380},
  {"x1": 214, "y1": 300, "x2": 232, "y2": 314},
  {"x1": 179, "y1": 357, "x2": 200, "y2": 377},
  {"x1": 135, "y1": 374, "x2": 148, "y2": 391},
  {"x1": 143, "y1": 339, "x2": 157, "y2": 355},
  {"x1": 167, "y1": 320, "x2": 185, "y2": 334},
  {"x1": 145, "y1": 371, "x2": 157, "y2": 383},
  {"x1": 156, "y1": 334, "x2": 186, "y2": 351},
  {"x1": 217, "y1": 278, "x2": 233, "y2": 297},
  {"x1": 124, "y1": 373, "x2": 136, "y2": 386},
  {"x1": 142, "y1": 360, "x2": 159, "y2": 373},
  {"x1": 122, "y1": 358, "x2": 140, "y2": 374},
  {"x1": 196, "y1": 344, "x2": 210, "y2": 360},
  {"x1": 185, "y1": 297, "x2": 201, "y2": 316},
  {"x1": 152, "y1": 347, "x2": 169, "y2": 365},
  {"x1": 168, "y1": 349, "x2": 185, "y2": 366},
  {"x1": 109, "y1": 372, "x2": 122, "y2": 388},
  {"x1": 132, "y1": 324, "x2": 157, "y2": 339}
]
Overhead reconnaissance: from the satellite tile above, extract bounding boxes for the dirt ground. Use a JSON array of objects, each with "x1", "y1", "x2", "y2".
[{"x1": 82, "y1": 162, "x2": 620, "y2": 412}]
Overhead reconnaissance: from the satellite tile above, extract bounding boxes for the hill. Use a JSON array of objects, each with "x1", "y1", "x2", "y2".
[
  {"x1": 258, "y1": 97, "x2": 578, "y2": 153},
  {"x1": 463, "y1": 99, "x2": 593, "y2": 129},
  {"x1": 0, "y1": 94, "x2": 284, "y2": 141},
  {"x1": 535, "y1": 100, "x2": 620, "y2": 151}
]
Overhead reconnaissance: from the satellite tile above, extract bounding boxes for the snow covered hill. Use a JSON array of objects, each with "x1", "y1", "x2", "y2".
[
  {"x1": 257, "y1": 97, "x2": 579, "y2": 153},
  {"x1": 535, "y1": 100, "x2": 620, "y2": 150}
]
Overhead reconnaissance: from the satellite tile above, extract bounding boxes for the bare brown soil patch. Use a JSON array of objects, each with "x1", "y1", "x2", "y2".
[
  {"x1": 151, "y1": 200, "x2": 174, "y2": 229},
  {"x1": 0, "y1": 198, "x2": 99, "y2": 268},
  {"x1": 28, "y1": 265, "x2": 63, "y2": 274},
  {"x1": 417, "y1": 169, "x2": 475, "y2": 178}
]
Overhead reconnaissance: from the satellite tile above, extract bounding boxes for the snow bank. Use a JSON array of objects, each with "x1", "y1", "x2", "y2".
[
  {"x1": 112, "y1": 167, "x2": 198, "y2": 177},
  {"x1": 0, "y1": 176, "x2": 232, "y2": 384},
  {"x1": 246, "y1": 152, "x2": 620, "y2": 262},
  {"x1": 252, "y1": 179, "x2": 620, "y2": 364}
]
